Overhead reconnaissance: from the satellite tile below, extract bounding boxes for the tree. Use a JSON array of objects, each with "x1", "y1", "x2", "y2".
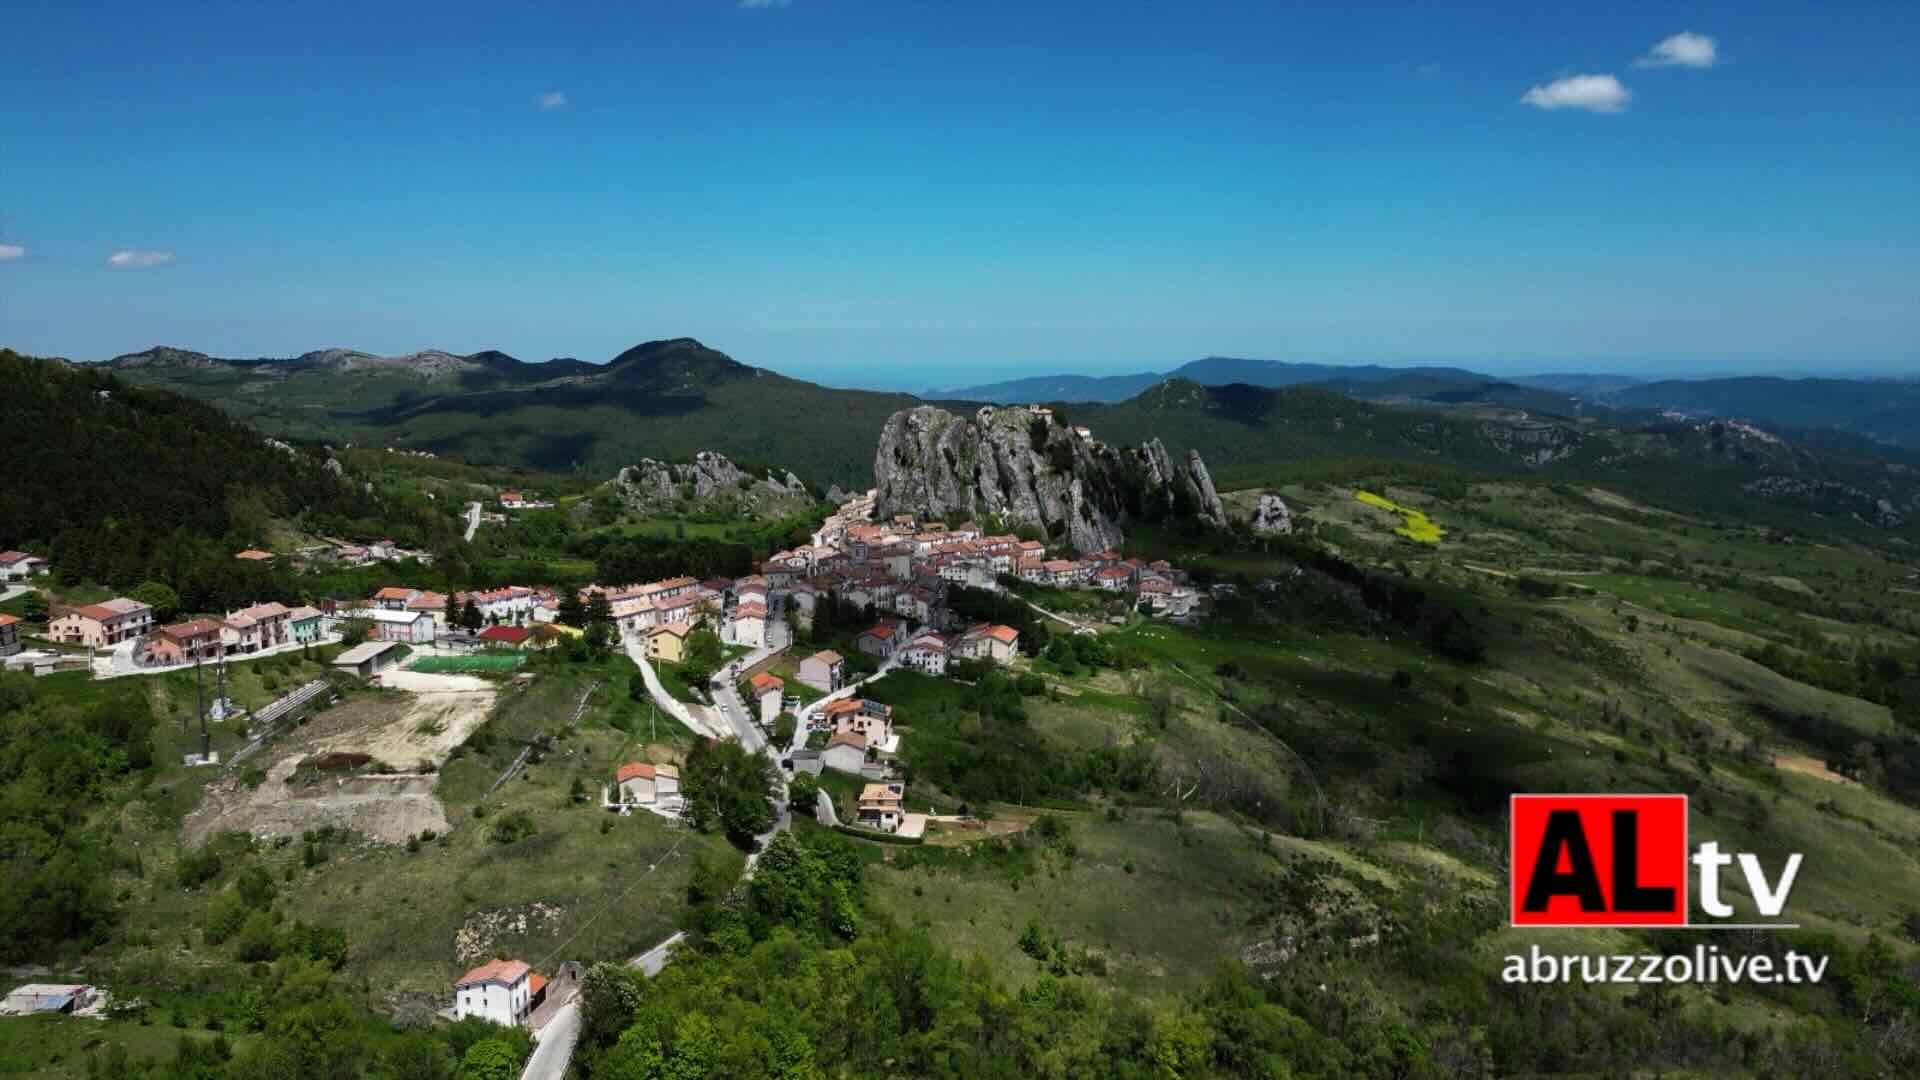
[
  {"x1": 130, "y1": 580, "x2": 181, "y2": 622},
  {"x1": 585, "y1": 590, "x2": 614, "y2": 629},
  {"x1": 558, "y1": 590, "x2": 586, "y2": 629},
  {"x1": 339, "y1": 619, "x2": 370, "y2": 648},
  {"x1": 681, "y1": 627, "x2": 724, "y2": 687},
  {"x1": 682, "y1": 737, "x2": 777, "y2": 844},
  {"x1": 458, "y1": 598, "x2": 483, "y2": 633},
  {"x1": 457, "y1": 1039, "x2": 518, "y2": 1080},
  {"x1": 20, "y1": 590, "x2": 48, "y2": 624},
  {"x1": 579, "y1": 961, "x2": 647, "y2": 1048},
  {"x1": 787, "y1": 771, "x2": 820, "y2": 813}
]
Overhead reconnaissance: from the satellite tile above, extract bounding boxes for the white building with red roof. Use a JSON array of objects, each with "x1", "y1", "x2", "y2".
[
  {"x1": 47, "y1": 598, "x2": 153, "y2": 648},
  {"x1": 748, "y1": 672, "x2": 784, "y2": 725},
  {"x1": 453, "y1": 958, "x2": 540, "y2": 1027},
  {"x1": 0, "y1": 551, "x2": 50, "y2": 581},
  {"x1": 899, "y1": 630, "x2": 948, "y2": 676}
]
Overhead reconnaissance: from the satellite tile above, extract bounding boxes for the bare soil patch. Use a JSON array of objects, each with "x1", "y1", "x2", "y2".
[
  {"x1": 1776, "y1": 753, "x2": 1859, "y2": 787},
  {"x1": 183, "y1": 676, "x2": 497, "y2": 846}
]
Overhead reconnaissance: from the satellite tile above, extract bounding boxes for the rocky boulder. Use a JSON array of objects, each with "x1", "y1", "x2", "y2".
[
  {"x1": 615, "y1": 451, "x2": 813, "y2": 517},
  {"x1": 871, "y1": 404, "x2": 1226, "y2": 553},
  {"x1": 1251, "y1": 493, "x2": 1292, "y2": 534}
]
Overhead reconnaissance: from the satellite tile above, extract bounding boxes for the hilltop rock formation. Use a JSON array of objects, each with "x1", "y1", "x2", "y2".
[
  {"x1": 1251, "y1": 493, "x2": 1293, "y2": 535},
  {"x1": 872, "y1": 404, "x2": 1226, "y2": 553},
  {"x1": 615, "y1": 451, "x2": 813, "y2": 518}
]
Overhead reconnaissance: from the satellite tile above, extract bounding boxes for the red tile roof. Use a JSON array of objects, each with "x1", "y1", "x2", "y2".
[
  {"x1": 615, "y1": 762, "x2": 656, "y2": 783},
  {"x1": 827, "y1": 731, "x2": 867, "y2": 751},
  {"x1": 158, "y1": 618, "x2": 224, "y2": 639},
  {"x1": 808, "y1": 650, "x2": 844, "y2": 665},
  {"x1": 374, "y1": 586, "x2": 417, "y2": 600},
  {"x1": 456, "y1": 958, "x2": 531, "y2": 987},
  {"x1": 749, "y1": 673, "x2": 784, "y2": 694},
  {"x1": 477, "y1": 625, "x2": 532, "y2": 644}
]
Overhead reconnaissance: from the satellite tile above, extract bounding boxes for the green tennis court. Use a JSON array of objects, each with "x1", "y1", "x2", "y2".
[{"x1": 408, "y1": 653, "x2": 525, "y2": 673}]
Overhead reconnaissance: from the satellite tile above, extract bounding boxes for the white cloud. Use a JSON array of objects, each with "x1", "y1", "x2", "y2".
[
  {"x1": 1520, "y1": 74, "x2": 1631, "y2": 114},
  {"x1": 536, "y1": 91, "x2": 568, "y2": 110},
  {"x1": 0, "y1": 244, "x2": 23, "y2": 261},
  {"x1": 739, "y1": 0, "x2": 792, "y2": 8},
  {"x1": 1636, "y1": 32, "x2": 1717, "y2": 69},
  {"x1": 107, "y1": 249, "x2": 174, "y2": 268}
]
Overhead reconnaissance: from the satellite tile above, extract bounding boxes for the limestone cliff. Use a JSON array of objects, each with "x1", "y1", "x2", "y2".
[
  {"x1": 615, "y1": 451, "x2": 813, "y2": 517},
  {"x1": 872, "y1": 404, "x2": 1226, "y2": 553}
]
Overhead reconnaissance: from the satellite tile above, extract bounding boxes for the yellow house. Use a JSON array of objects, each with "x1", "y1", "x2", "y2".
[{"x1": 646, "y1": 621, "x2": 692, "y2": 663}]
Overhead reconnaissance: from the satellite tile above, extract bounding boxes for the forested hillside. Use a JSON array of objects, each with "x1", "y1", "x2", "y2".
[{"x1": 0, "y1": 350, "x2": 454, "y2": 600}]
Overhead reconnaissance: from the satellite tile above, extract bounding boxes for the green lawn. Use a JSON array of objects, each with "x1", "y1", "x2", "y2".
[
  {"x1": 867, "y1": 808, "x2": 1304, "y2": 994},
  {"x1": 0, "y1": 1015, "x2": 255, "y2": 1079},
  {"x1": 410, "y1": 653, "x2": 525, "y2": 673}
]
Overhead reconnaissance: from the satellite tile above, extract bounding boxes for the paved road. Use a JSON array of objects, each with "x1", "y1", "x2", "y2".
[
  {"x1": 791, "y1": 656, "x2": 899, "y2": 737},
  {"x1": 518, "y1": 1000, "x2": 579, "y2": 1080},
  {"x1": 623, "y1": 638, "x2": 726, "y2": 739},
  {"x1": 1011, "y1": 594, "x2": 1098, "y2": 635},
  {"x1": 0, "y1": 584, "x2": 30, "y2": 605},
  {"x1": 462, "y1": 501, "x2": 482, "y2": 543},
  {"x1": 629, "y1": 930, "x2": 688, "y2": 977}
]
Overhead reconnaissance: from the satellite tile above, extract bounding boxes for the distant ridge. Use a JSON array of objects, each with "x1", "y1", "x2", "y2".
[{"x1": 947, "y1": 356, "x2": 1499, "y2": 404}]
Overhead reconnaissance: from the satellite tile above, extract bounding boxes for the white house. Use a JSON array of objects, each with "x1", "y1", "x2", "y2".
[
  {"x1": 822, "y1": 731, "x2": 868, "y2": 775},
  {"x1": 797, "y1": 650, "x2": 845, "y2": 692},
  {"x1": 453, "y1": 958, "x2": 542, "y2": 1027},
  {"x1": 367, "y1": 608, "x2": 436, "y2": 644},
  {"x1": 899, "y1": 631, "x2": 948, "y2": 676},
  {"x1": 615, "y1": 762, "x2": 656, "y2": 804},
  {"x1": 729, "y1": 600, "x2": 768, "y2": 649},
  {"x1": 749, "y1": 672, "x2": 784, "y2": 726},
  {"x1": 653, "y1": 763, "x2": 681, "y2": 802},
  {"x1": 858, "y1": 782, "x2": 906, "y2": 833},
  {"x1": 0, "y1": 551, "x2": 49, "y2": 582}
]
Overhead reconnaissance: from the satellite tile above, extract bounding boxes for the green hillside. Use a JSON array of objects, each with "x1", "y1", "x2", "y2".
[
  {"x1": 0, "y1": 350, "x2": 455, "y2": 599},
  {"x1": 99, "y1": 342, "x2": 1920, "y2": 538}
]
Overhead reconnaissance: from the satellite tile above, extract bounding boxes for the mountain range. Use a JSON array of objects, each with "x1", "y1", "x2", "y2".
[
  {"x1": 82, "y1": 339, "x2": 1920, "y2": 536},
  {"x1": 947, "y1": 359, "x2": 1920, "y2": 449}
]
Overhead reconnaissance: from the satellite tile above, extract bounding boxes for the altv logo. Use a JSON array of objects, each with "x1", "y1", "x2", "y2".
[{"x1": 1509, "y1": 795, "x2": 1803, "y2": 928}]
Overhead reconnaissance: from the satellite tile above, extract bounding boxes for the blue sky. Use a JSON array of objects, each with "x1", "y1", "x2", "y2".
[{"x1": 3, "y1": 1, "x2": 1915, "y2": 389}]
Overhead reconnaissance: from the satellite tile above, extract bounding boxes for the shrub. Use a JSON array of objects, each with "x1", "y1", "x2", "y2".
[
  {"x1": 176, "y1": 847, "x2": 224, "y2": 889},
  {"x1": 489, "y1": 810, "x2": 537, "y2": 845}
]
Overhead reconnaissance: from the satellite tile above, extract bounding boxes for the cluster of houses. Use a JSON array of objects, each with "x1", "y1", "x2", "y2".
[
  {"x1": 785, "y1": 503, "x2": 1201, "y2": 627},
  {"x1": 497, "y1": 490, "x2": 555, "y2": 510},
  {"x1": 290, "y1": 538, "x2": 434, "y2": 568},
  {"x1": 30, "y1": 593, "x2": 331, "y2": 668}
]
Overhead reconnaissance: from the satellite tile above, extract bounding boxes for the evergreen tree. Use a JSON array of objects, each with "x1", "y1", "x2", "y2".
[{"x1": 558, "y1": 590, "x2": 586, "y2": 629}]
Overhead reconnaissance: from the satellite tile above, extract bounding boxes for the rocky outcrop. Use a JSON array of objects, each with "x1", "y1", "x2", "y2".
[
  {"x1": 615, "y1": 451, "x2": 813, "y2": 518},
  {"x1": 1251, "y1": 493, "x2": 1293, "y2": 535},
  {"x1": 871, "y1": 404, "x2": 1226, "y2": 553}
]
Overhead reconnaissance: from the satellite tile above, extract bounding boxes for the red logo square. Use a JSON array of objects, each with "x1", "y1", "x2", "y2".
[{"x1": 1510, "y1": 794, "x2": 1688, "y2": 927}]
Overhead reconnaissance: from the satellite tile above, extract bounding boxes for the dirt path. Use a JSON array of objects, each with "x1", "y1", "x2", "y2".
[{"x1": 1775, "y1": 753, "x2": 1859, "y2": 787}]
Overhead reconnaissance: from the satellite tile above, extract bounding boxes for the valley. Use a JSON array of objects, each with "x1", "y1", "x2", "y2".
[{"x1": 1, "y1": 349, "x2": 1919, "y2": 1077}]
